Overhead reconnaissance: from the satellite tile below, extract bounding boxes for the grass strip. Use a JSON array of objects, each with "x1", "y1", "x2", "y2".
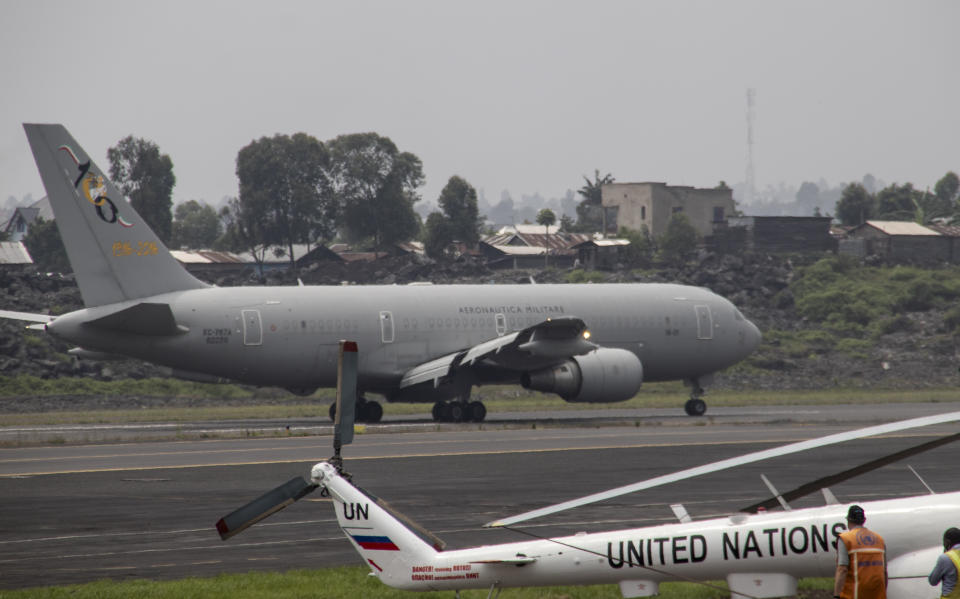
[
  {"x1": 1, "y1": 385, "x2": 958, "y2": 427},
  {"x1": 0, "y1": 567, "x2": 834, "y2": 598}
]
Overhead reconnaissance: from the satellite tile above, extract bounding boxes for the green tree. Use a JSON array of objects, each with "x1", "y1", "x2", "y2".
[
  {"x1": 22, "y1": 218, "x2": 69, "y2": 272},
  {"x1": 107, "y1": 136, "x2": 176, "y2": 243},
  {"x1": 328, "y1": 132, "x2": 423, "y2": 251},
  {"x1": 658, "y1": 213, "x2": 699, "y2": 266},
  {"x1": 170, "y1": 200, "x2": 222, "y2": 249},
  {"x1": 935, "y1": 171, "x2": 959, "y2": 207},
  {"x1": 536, "y1": 208, "x2": 556, "y2": 232},
  {"x1": 876, "y1": 183, "x2": 923, "y2": 221},
  {"x1": 236, "y1": 133, "x2": 333, "y2": 266},
  {"x1": 914, "y1": 187, "x2": 952, "y2": 225},
  {"x1": 437, "y1": 176, "x2": 483, "y2": 247},
  {"x1": 536, "y1": 208, "x2": 557, "y2": 267},
  {"x1": 835, "y1": 183, "x2": 875, "y2": 226},
  {"x1": 576, "y1": 169, "x2": 614, "y2": 231},
  {"x1": 219, "y1": 196, "x2": 270, "y2": 265},
  {"x1": 618, "y1": 225, "x2": 654, "y2": 267},
  {"x1": 423, "y1": 211, "x2": 454, "y2": 259}
]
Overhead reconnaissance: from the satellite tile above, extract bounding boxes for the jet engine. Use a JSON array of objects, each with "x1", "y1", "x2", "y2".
[{"x1": 520, "y1": 348, "x2": 643, "y2": 403}]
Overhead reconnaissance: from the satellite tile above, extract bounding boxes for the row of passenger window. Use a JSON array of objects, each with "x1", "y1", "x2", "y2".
[{"x1": 273, "y1": 315, "x2": 676, "y2": 334}]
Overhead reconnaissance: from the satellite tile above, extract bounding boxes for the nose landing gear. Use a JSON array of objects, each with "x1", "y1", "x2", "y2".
[{"x1": 684, "y1": 381, "x2": 707, "y2": 416}]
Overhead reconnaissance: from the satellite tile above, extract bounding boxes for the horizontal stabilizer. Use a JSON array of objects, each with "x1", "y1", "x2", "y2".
[
  {"x1": 470, "y1": 557, "x2": 537, "y2": 565},
  {"x1": 216, "y1": 476, "x2": 317, "y2": 540},
  {"x1": 0, "y1": 310, "x2": 55, "y2": 323},
  {"x1": 88, "y1": 303, "x2": 187, "y2": 336}
]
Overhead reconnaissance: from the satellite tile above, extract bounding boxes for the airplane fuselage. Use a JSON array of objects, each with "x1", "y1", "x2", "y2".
[
  {"x1": 382, "y1": 493, "x2": 958, "y2": 595},
  {"x1": 47, "y1": 282, "x2": 760, "y2": 401}
]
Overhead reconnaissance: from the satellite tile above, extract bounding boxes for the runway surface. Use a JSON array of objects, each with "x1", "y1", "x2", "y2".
[{"x1": 1, "y1": 403, "x2": 958, "y2": 589}]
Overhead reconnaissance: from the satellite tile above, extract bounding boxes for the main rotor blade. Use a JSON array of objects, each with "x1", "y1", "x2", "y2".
[
  {"x1": 216, "y1": 477, "x2": 317, "y2": 540},
  {"x1": 485, "y1": 410, "x2": 960, "y2": 528},
  {"x1": 741, "y1": 430, "x2": 960, "y2": 513}
]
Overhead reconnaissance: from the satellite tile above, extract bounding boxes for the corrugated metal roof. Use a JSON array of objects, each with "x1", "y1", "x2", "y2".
[
  {"x1": 488, "y1": 245, "x2": 545, "y2": 256},
  {"x1": 497, "y1": 224, "x2": 558, "y2": 235},
  {"x1": 170, "y1": 250, "x2": 211, "y2": 264},
  {"x1": 865, "y1": 221, "x2": 940, "y2": 236},
  {"x1": 0, "y1": 241, "x2": 33, "y2": 264},
  {"x1": 591, "y1": 238, "x2": 631, "y2": 247},
  {"x1": 171, "y1": 250, "x2": 245, "y2": 264},
  {"x1": 926, "y1": 224, "x2": 960, "y2": 237},
  {"x1": 483, "y1": 231, "x2": 591, "y2": 251}
]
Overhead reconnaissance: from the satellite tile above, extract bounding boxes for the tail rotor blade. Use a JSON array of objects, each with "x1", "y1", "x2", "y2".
[{"x1": 216, "y1": 477, "x2": 318, "y2": 540}]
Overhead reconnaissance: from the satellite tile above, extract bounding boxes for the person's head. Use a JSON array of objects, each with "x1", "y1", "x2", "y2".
[
  {"x1": 943, "y1": 527, "x2": 960, "y2": 551},
  {"x1": 846, "y1": 505, "x2": 865, "y2": 527}
]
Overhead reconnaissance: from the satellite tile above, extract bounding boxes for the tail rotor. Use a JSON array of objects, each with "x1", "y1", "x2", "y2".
[{"x1": 215, "y1": 341, "x2": 358, "y2": 540}]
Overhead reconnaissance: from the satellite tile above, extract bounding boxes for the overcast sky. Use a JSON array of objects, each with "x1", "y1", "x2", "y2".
[{"x1": 1, "y1": 0, "x2": 957, "y2": 211}]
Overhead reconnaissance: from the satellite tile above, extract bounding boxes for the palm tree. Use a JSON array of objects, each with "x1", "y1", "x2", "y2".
[{"x1": 536, "y1": 209, "x2": 556, "y2": 267}]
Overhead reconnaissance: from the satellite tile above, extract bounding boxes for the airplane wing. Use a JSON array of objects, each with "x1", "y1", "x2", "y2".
[
  {"x1": 486, "y1": 410, "x2": 960, "y2": 527},
  {"x1": 399, "y1": 317, "x2": 595, "y2": 389}
]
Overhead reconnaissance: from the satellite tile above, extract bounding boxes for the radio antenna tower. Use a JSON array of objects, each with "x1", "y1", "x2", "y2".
[{"x1": 745, "y1": 88, "x2": 756, "y2": 206}]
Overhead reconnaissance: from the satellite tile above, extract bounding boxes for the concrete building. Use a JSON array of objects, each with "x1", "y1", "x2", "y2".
[
  {"x1": 601, "y1": 182, "x2": 735, "y2": 237},
  {"x1": 709, "y1": 216, "x2": 836, "y2": 254},
  {"x1": 2, "y1": 197, "x2": 52, "y2": 242}
]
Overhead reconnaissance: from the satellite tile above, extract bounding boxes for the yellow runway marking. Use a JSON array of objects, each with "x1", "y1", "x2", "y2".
[{"x1": 0, "y1": 432, "x2": 936, "y2": 478}]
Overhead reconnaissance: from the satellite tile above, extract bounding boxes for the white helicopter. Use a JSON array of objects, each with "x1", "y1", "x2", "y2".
[{"x1": 216, "y1": 349, "x2": 960, "y2": 598}]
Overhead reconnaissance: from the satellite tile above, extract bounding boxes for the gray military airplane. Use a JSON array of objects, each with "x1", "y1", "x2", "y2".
[{"x1": 1, "y1": 124, "x2": 761, "y2": 422}]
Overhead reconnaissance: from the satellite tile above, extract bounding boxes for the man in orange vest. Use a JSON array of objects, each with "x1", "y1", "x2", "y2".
[
  {"x1": 834, "y1": 505, "x2": 887, "y2": 599},
  {"x1": 929, "y1": 527, "x2": 960, "y2": 598}
]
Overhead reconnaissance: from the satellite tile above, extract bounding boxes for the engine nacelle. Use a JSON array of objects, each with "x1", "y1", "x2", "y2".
[{"x1": 521, "y1": 347, "x2": 643, "y2": 403}]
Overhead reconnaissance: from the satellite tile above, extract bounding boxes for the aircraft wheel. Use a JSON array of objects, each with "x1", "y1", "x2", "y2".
[
  {"x1": 329, "y1": 403, "x2": 336, "y2": 422},
  {"x1": 468, "y1": 400, "x2": 486, "y2": 422},
  {"x1": 432, "y1": 401, "x2": 445, "y2": 422},
  {"x1": 684, "y1": 398, "x2": 707, "y2": 416},
  {"x1": 443, "y1": 402, "x2": 465, "y2": 423},
  {"x1": 363, "y1": 401, "x2": 383, "y2": 423}
]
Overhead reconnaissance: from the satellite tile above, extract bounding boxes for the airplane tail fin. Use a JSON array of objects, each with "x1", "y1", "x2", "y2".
[
  {"x1": 315, "y1": 462, "x2": 441, "y2": 589},
  {"x1": 23, "y1": 124, "x2": 207, "y2": 307}
]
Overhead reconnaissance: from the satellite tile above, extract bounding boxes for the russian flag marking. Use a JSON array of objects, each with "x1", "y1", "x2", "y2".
[{"x1": 352, "y1": 535, "x2": 400, "y2": 551}]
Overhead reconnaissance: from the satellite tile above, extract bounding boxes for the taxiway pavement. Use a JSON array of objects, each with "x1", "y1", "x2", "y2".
[{"x1": 0, "y1": 403, "x2": 957, "y2": 589}]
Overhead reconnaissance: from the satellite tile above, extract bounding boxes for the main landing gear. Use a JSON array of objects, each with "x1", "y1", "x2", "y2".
[
  {"x1": 432, "y1": 399, "x2": 487, "y2": 423},
  {"x1": 328, "y1": 396, "x2": 383, "y2": 423},
  {"x1": 684, "y1": 382, "x2": 707, "y2": 416}
]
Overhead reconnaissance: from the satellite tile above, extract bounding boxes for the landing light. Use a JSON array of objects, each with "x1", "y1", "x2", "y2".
[{"x1": 582, "y1": 330, "x2": 591, "y2": 340}]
